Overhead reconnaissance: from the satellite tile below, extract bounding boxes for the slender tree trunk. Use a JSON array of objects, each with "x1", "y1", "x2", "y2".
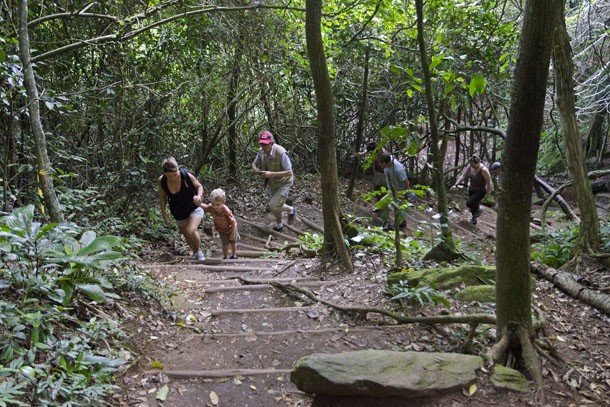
[
  {"x1": 227, "y1": 34, "x2": 243, "y2": 178},
  {"x1": 494, "y1": 0, "x2": 560, "y2": 386},
  {"x1": 347, "y1": 47, "x2": 370, "y2": 200},
  {"x1": 3, "y1": 99, "x2": 18, "y2": 206},
  {"x1": 17, "y1": 0, "x2": 64, "y2": 222},
  {"x1": 415, "y1": 0, "x2": 457, "y2": 257},
  {"x1": 552, "y1": 8, "x2": 600, "y2": 256},
  {"x1": 305, "y1": 0, "x2": 353, "y2": 271},
  {"x1": 585, "y1": 110, "x2": 606, "y2": 162}
]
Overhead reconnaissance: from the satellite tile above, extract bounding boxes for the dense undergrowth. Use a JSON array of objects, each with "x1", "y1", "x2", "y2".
[
  {"x1": 0, "y1": 205, "x2": 170, "y2": 406},
  {"x1": 531, "y1": 221, "x2": 610, "y2": 268}
]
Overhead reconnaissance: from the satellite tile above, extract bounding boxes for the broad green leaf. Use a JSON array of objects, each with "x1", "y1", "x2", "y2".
[
  {"x1": 76, "y1": 284, "x2": 105, "y2": 303},
  {"x1": 469, "y1": 74, "x2": 486, "y2": 96},
  {"x1": 77, "y1": 236, "x2": 122, "y2": 256},
  {"x1": 79, "y1": 230, "x2": 97, "y2": 248}
]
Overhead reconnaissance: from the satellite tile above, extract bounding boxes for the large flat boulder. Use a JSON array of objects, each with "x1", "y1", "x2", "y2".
[{"x1": 291, "y1": 350, "x2": 482, "y2": 398}]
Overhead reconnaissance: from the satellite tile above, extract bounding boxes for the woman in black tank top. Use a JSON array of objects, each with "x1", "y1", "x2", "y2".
[
  {"x1": 158, "y1": 157, "x2": 206, "y2": 260},
  {"x1": 450, "y1": 156, "x2": 494, "y2": 225}
]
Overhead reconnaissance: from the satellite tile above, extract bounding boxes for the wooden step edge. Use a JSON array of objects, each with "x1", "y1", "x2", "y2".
[
  {"x1": 186, "y1": 324, "x2": 407, "y2": 338},
  {"x1": 203, "y1": 281, "x2": 324, "y2": 293},
  {"x1": 160, "y1": 368, "x2": 292, "y2": 379},
  {"x1": 210, "y1": 306, "x2": 318, "y2": 316}
]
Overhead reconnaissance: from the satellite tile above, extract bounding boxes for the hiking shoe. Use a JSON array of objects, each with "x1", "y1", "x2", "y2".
[
  {"x1": 229, "y1": 255, "x2": 238, "y2": 260},
  {"x1": 195, "y1": 250, "x2": 205, "y2": 261},
  {"x1": 287, "y1": 208, "x2": 296, "y2": 225},
  {"x1": 273, "y1": 224, "x2": 284, "y2": 232},
  {"x1": 470, "y1": 217, "x2": 478, "y2": 225}
]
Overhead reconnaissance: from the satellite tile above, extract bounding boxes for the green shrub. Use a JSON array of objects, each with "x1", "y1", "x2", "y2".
[{"x1": 0, "y1": 205, "x2": 166, "y2": 405}]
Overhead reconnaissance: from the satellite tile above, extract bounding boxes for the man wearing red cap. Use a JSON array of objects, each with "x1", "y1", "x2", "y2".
[{"x1": 251, "y1": 130, "x2": 296, "y2": 231}]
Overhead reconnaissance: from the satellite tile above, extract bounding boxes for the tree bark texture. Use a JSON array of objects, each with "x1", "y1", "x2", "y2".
[
  {"x1": 415, "y1": 0, "x2": 456, "y2": 254},
  {"x1": 305, "y1": 0, "x2": 353, "y2": 271},
  {"x1": 227, "y1": 32, "x2": 243, "y2": 177},
  {"x1": 347, "y1": 47, "x2": 370, "y2": 200},
  {"x1": 17, "y1": 0, "x2": 64, "y2": 222},
  {"x1": 495, "y1": 0, "x2": 560, "y2": 383},
  {"x1": 552, "y1": 7, "x2": 601, "y2": 255}
]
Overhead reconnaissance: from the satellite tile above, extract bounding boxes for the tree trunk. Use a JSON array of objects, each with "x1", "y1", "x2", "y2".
[
  {"x1": 552, "y1": 6, "x2": 601, "y2": 256},
  {"x1": 495, "y1": 0, "x2": 560, "y2": 386},
  {"x1": 17, "y1": 0, "x2": 64, "y2": 222},
  {"x1": 227, "y1": 33, "x2": 243, "y2": 178},
  {"x1": 585, "y1": 109, "x2": 606, "y2": 162},
  {"x1": 3, "y1": 98, "x2": 18, "y2": 208},
  {"x1": 415, "y1": 0, "x2": 458, "y2": 258},
  {"x1": 346, "y1": 47, "x2": 370, "y2": 200},
  {"x1": 305, "y1": 0, "x2": 353, "y2": 271}
]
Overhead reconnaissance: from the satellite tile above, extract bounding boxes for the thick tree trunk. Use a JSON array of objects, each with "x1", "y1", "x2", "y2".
[
  {"x1": 552, "y1": 7, "x2": 601, "y2": 256},
  {"x1": 415, "y1": 0, "x2": 457, "y2": 258},
  {"x1": 17, "y1": 0, "x2": 64, "y2": 222},
  {"x1": 347, "y1": 47, "x2": 370, "y2": 200},
  {"x1": 495, "y1": 0, "x2": 560, "y2": 386},
  {"x1": 305, "y1": 0, "x2": 353, "y2": 271}
]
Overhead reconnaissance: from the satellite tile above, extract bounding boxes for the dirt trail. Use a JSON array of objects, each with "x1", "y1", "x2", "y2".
[
  {"x1": 127, "y1": 207, "x2": 452, "y2": 407},
  {"x1": 117, "y1": 188, "x2": 610, "y2": 407},
  {"x1": 126, "y1": 202, "x2": 482, "y2": 407}
]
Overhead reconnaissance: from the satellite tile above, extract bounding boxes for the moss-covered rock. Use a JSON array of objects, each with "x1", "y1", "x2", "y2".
[
  {"x1": 387, "y1": 265, "x2": 534, "y2": 304},
  {"x1": 490, "y1": 365, "x2": 529, "y2": 393},
  {"x1": 291, "y1": 350, "x2": 483, "y2": 398},
  {"x1": 454, "y1": 285, "x2": 496, "y2": 303},
  {"x1": 387, "y1": 265, "x2": 496, "y2": 289}
]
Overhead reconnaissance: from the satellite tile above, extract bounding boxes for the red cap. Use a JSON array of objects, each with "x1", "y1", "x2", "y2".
[{"x1": 258, "y1": 131, "x2": 275, "y2": 145}]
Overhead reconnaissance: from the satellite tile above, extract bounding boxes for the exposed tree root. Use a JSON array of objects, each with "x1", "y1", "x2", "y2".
[
  {"x1": 516, "y1": 325, "x2": 543, "y2": 386},
  {"x1": 486, "y1": 325, "x2": 542, "y2": 389},
  {"x1": 271, "y1": 282, "x2": 495, "y2": 325},
  {"x1": 485, "y1": 328, "x2": 509, "y2": 365}
]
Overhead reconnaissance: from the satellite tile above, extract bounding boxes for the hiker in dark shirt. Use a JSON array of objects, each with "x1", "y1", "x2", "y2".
[
  {"x1": 159, "y1": 157, "x2": 206, "y2": 260},
  {"x1": 450, "y1": 155, "x2": 493, "y2": 225}
]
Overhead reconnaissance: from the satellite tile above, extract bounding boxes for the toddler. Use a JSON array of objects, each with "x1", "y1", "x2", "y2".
[{"x1": 199, "y1": 188, "x2": 240, "y2": 259}]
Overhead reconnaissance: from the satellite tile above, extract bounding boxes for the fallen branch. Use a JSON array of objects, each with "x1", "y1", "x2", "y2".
[
  {"x1": 531, "y1": 262, "x2": 610, "y2": 315},
  {"x1": 535, "y1": 175, "x2": 579, "y2": 224},
  {"x1": 271, "y1": 260, "x2": 297, "y2": 277}
]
